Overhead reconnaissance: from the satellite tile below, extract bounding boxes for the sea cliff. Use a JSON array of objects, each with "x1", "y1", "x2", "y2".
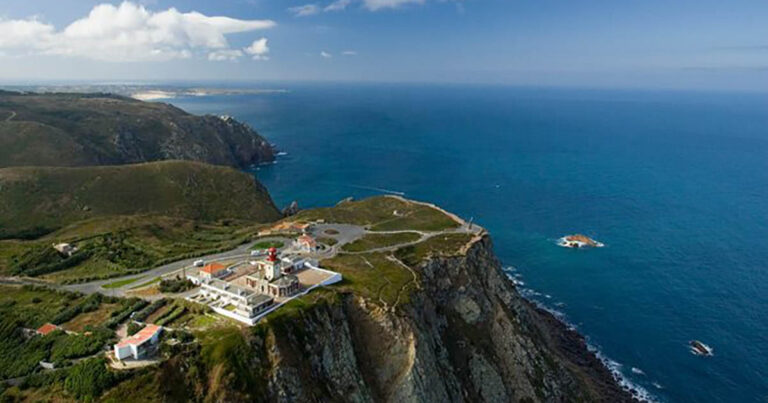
[{"x1": 161, "y1": 234, "x2": 634, "y2": 402}]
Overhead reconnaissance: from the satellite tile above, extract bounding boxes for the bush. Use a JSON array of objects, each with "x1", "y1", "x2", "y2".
[
  {"x1": 155, "y1": 307, "x2": 186, "y2": 327},
  {"x1": 104, "y1": 300, "x2": 148, "y2": 329},
  {"x1": 158, "y1": 277, "x2": 193, "y2": 294},
  {"x1": 64, "y1": 357, "x2": 115, "y2": 400},
  {"x1": 127, "y1": 322, "x2": 142, "y2": 336},
  {"x1": 51, "y1": 294, "x2": 102, "y2": 325},
  {"x1": 49, "y1": 327, "x2": 113, "y2": 364},
  {"x1": 132, "y1": 299, "x2": 167, "y2": 323}
]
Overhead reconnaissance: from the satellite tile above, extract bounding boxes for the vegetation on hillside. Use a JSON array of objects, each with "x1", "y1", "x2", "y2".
[
  {"x1": 1, "y1": 215, "x2": 273, "y2": 283},
  {"x1": 158, "y1": 277, "x2": 194, "y2": 293},
  {"x1": 293, "y1": 196, "x2": 460, "y2": 232},
  {"x1": 341, "y1": 231, "x2": 421, "y2": 252},
  {"x1": 0, "y1": 160, "x2": 280, "y2": 239},
  {"x1": 0, "y1": 91, "x2": 274, "y2": 169}
]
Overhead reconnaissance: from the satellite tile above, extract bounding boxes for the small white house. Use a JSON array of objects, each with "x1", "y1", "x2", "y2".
[
  {"x1": 52, "y1": 243, "x2": 78, "y2": 257},
  {"x1": 295, "y1": 234, "x2": 317, "y2": 253},
  {"x1": 114, "y1": 324, "x2": 162, "y2": 361}
]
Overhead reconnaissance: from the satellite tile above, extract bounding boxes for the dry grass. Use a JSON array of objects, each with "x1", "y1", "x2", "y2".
[{"x1": 61, "y1": 303, "x2": 120, "y2": 332}]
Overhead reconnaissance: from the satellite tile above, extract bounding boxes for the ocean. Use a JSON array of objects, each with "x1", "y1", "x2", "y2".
[{"x1": 170, "y1": 83, "x2": 768, "y2": 402}]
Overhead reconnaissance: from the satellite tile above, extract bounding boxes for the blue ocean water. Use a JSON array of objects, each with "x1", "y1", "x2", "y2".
[{"x1": 170, "y1": 83, "x2": 768, "y2": 402}]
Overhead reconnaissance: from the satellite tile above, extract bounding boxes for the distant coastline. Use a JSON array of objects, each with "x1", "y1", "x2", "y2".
[
  {"x1": 0, "y1": 84, "x2": 287, "y2": 100},
  {"x1": 130, "y1": 87, "x2": 288, "y2": 101}
]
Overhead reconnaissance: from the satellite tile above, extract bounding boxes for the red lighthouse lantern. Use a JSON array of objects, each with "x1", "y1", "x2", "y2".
[{"x1": 267, "y1": 247, "x2": 278, "y2": 262}]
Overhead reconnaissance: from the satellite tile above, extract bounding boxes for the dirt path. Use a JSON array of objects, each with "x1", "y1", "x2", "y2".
[{"x1": 4, "y1": 111, "x2": 16, "y2": 122}]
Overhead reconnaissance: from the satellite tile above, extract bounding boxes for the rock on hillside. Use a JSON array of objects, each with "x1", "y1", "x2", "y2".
[
  {"x1": 0, "y1": 160, "x2": 281, "y2": 239},
  {"x1": 0, "y1": 91, "x2": 274, "y2": 168}
]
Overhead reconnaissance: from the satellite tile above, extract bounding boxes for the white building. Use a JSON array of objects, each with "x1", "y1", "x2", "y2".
[
  {"x1": 52, "y1": 243, "x2": 78, "y2": 257},
  {"x1": 198, "y1": 278, "x2": 274, "y2": 323},
  {"x1": 114, "y1": 324, "x2": 163, "y2": 360},
  {"x1": 295, "y1": 234, "x2": 317, "y2": 253}
]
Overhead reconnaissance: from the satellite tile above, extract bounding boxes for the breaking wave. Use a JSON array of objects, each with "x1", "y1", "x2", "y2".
[{"x1": 502, "y1": 266, "x2": 656, "y2": 402}]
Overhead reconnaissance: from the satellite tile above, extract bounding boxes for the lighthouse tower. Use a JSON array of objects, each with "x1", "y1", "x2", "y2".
[{"x1": 263, "y1": 247, "x2": 281, "y2": 281}]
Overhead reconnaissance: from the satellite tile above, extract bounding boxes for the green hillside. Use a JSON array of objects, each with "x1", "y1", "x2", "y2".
[
  {"x1": 0, "y1": 160, "x2": 281, "y2": 239},
  {"x1": 0, "y1": 91, "x2": 274, "y2": 168}
]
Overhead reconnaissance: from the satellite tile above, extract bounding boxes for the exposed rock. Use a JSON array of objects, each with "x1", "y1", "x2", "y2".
[
  {"x1": 282, "y1": 201, "x2": 301, "y2": 217},
  {"x1": 224, "y1": 236, "x2": 638, "y2": 402}
]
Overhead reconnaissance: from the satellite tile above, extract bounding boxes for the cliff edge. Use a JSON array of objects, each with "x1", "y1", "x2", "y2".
[{"x1": 147, "y1": 197, "x2": 635, "y2": 402}]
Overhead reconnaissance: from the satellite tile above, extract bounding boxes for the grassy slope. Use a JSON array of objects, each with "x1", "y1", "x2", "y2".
[
  {"x1": 341, "y1": 231, "x2": 421, "y2": 252},
  {"x1": 0, "y1": 160, "x2": 280, "y2": 239},
  {"x1": 0, "y1": 215, "x2": 273, "y2": 282},
  {"x1": 0, "y1": 196, "x2": 478, "y2": 401},
  {"x1": 293, "y1": 196, "x2": 459, "y2": 232},
  {"x1": 0, "y1": 91, "x2": 273, "y2": 168}
]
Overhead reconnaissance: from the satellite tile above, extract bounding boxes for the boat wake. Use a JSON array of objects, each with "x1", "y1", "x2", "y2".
[{"x1": 343, "y1": 183, "x2": 406, "y2": 196}]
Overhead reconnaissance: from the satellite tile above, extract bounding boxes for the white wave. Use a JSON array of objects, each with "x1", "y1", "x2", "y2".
[
  {"x1": 276, "y1": 151, "x2": 288, "y2": 156},
  {"x1": 631, "y1": 367, "x2": 645, "y2": 375},
  {"x1": 515, "y1": 284, "x2": 657, "y2": 402},
  {"x1": 593, "y1": 349, "x2": 656, "y2": 402},
  {"x1": 340, "y1": 183, "x2": 406, "y2": 196},
  {"x1": 652, "y1": 382, "x2": 663, "y2": 389}
]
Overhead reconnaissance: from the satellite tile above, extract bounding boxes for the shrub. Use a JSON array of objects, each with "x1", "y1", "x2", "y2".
[
  {"x1": 158, "y1": 277, "x2": 193, "y2": 293},
  {"x1": 64, "y1": 357, "x2": 115, "y2": 400},
  {"x1": 132, "y1": 299, "x2": 167, "y2": 323}
]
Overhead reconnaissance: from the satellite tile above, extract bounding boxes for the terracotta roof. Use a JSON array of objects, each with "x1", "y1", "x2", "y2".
[
  {"x1": 297, "y1": 234, "x2": 316, "y2": 246},
  {"x1": 116, "y1": 324, "x2": 161, "y2": 348},
  {"x1": 200, "y1": 262, "x2": 227, "y2": 274},
  {"x1": 36, "y1": 323, "x2": 58, "y2": 336}
]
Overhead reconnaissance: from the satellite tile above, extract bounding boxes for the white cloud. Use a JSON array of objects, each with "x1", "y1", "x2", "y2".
[
  {"x1": 208, "y1": 49, "x2": 243, "y2": 61},
  {"x1": 244, "y1": 38, "x2": 270, "y2": 60},
  {"x1": 324, "y1": 0, "x2": 353, "y2": 12},
  {"x1": 0, "y1": 1, "x2": 275, "y2": 62},
  {"x1": 288, "y1": 4, "x2": 321, "y2": 17},
  {"x1": 320, "y1": 51, "x2": 332, "y2": 58},
  {"x1": 342, "y1": 50, "x2": 357, "y2": 56},
  {"x1": 363, "y1": 0, "x2": 425, "y2": 11}
]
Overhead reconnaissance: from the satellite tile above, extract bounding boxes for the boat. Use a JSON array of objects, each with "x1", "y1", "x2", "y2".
[{"x1": 689, "y1": 340, "x2": 713, "y2": 356}]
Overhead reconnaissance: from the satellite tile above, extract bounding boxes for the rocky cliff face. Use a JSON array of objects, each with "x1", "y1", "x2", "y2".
[{"x1": 180, "y1": 236, "x2": 634, "y2": 402}]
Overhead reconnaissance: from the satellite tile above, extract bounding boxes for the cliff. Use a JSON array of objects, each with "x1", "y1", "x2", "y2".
[
  {"x1": 0, "y1": 92, "x2": 274, "y2": 169},
  {"x1": 158, "y1": 235, "x2": 634, "y2": 402}
]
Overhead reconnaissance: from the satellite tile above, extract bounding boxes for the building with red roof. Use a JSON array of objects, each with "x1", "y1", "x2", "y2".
[
  {"x1": 36, "y1": 323, "x2": 59, "y2": 336},
  {"x1": 295, "y1": 234, "x2": 317, "y2": 252},
  {"x1": 114, "y1": 324, "x2": 163, "y2": 360},
  {"x1": 199, "y1": 262, "x2": 228, "y2": 280}
]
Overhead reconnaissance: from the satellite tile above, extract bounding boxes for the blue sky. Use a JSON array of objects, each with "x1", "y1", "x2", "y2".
[{"x1": 0, "y1": 0, "x2": 766, "y2": 91}]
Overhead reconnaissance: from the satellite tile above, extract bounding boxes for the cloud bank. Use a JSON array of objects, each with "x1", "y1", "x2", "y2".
[{"x1": 0, "y1": 1, "x2": 275, "y2": 62}]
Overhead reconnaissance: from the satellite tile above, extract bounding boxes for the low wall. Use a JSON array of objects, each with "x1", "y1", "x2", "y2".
[{"x1": 210, "y1": 305, "x2": 257, "y2": 326}]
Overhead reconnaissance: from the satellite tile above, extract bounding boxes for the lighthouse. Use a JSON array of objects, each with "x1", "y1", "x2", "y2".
[{"x1": 263, "y1": 247, "x2": 281, "y2": 281}]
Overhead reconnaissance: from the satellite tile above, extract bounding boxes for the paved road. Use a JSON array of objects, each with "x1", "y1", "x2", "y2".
[
  {"x1": 4, "y1": 110, "x2": 16, "y2": 122},
  {"x1": 64, "y1": 243, "x2": 257, "y2": 295},
  {"x1": 9, "y1": 210, "x2": 483, "y2": 298}
]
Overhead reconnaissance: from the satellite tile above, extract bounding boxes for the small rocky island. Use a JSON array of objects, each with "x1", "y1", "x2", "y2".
[{"x1": 558, "y1": 234, "x2": 605, "y2": 248}]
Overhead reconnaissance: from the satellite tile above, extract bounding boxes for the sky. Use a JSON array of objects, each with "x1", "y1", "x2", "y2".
[{"x1": 0, "y1": 0, "x2": 766, "y2": 91}]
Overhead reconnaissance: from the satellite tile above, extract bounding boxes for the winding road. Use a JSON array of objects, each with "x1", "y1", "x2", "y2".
[{"x1": 3, "y1": 208, "x2": 484, "y2": 299}]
